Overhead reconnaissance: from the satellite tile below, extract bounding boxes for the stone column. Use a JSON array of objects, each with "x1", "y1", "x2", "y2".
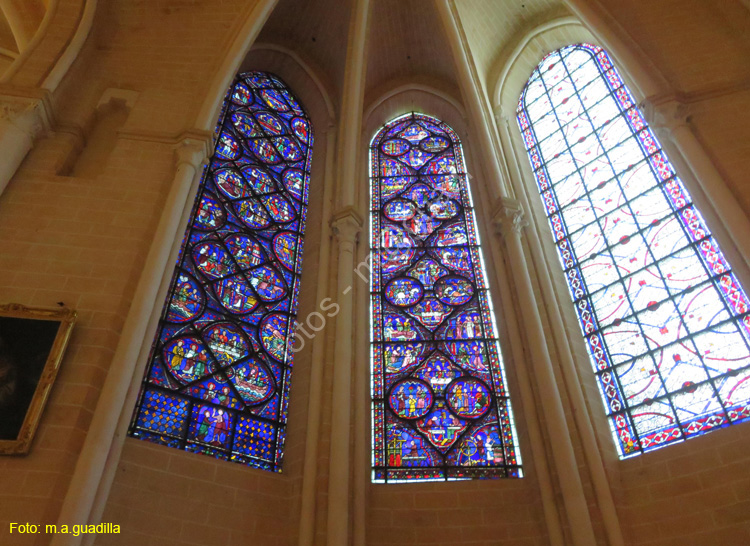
[
  {"x1": 495, "y1": 199, "x2": 597, "y2": 546},
  {"x1": 326, "y1": 0, "x2": 370, "y2": 543},
  {"x1": 52, "y1": 134, "x2": 211, "y2": 546},
  {"x1": 298, "y1": 125, "x2": 337, "y2": 546},
  {"x1": 0, "y1": 95, "x2": 50, "y2": 196},
  {"x1": 327, "y1": 207, "x2": 363, "y2": 546},
  {"x1": 497, "y1": 111, "x2": 625, "y2": 546},
  {"x1": 336, "y1": 0, "x2": 370, "y2": 208}
]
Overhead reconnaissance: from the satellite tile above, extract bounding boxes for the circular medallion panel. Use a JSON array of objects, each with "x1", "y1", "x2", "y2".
[
  {"x1": 255, "y1": 112, "x2": 283, "y2": 134},
  {"x1": 194, "y1": 193, "x2": 226, "y2": 231},
  {"x1": 164, "y1": 337, "x2": 213, "y2": 384},
  {"x1": 260, "y1": 313, "x2": 289, "y2": 362},
  {"x1": 385, "y1": 277, "x2": 423, "y2": 307},
  {"x1": 215, "y1": 168, "x2": 251, "y2": 199},
  {"x1": 260, "y1": 88, "x2": 290, "y2": 111},
  {"x1": 203, "y1": 322, "x2": 248, "y2": 366},
  {"x1": 226, "y1": 358, "x2": 275, "y2": 405},
  {"x1": 381, "y1": 138, "x2": 410, "y2": 156},
  {"x1": 273, "y1": 231, "x2": 297, "y2": 271},
  {"x1": 383, "y1": 200, "x2": 416, "y2": 222},
  {"x1": 389, "y1": 379, "x2": 434, "y2": 420},
  {"x1": 291, "y1": 117, "x2": 310, "y2": 143},
  {"x1": 283, "y1": 169, "x2": 305, "y2": 200},
  {"x1": 435, "y1": 276, "x2": 474, "y2": 306},
  {"x1": 216, "y1": 131, "x2": 240, "y2": 160},
  {"x1": 231, "y1": 82, "x2": 252, "y2": 105},
  {"x1": 445, "y1": 378, "x2": 491, "y2": 419}
]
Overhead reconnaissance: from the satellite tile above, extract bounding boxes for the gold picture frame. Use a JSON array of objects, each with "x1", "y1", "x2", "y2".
[{"x1": 0, "y1": 303, "x2": 76, "y2": 455}]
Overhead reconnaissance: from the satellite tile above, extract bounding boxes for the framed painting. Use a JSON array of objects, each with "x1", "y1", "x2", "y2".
[{"x1": 0, "y1": 303, "x2": 76, "y2": 455}]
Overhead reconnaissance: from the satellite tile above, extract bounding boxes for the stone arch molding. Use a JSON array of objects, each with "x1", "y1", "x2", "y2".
[
  {"x1": 1, "y1": 0, "x2": 92, "y2": 91},
  {"x1": 491, "y1": 17, "x2": 596, "y2": 119},
  {"x1": 493, "y1": 16, "x2": 750, "y2": 276}
]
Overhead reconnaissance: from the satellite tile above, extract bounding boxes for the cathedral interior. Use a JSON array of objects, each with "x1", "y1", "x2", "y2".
[{"x1": 0, "y1": 0, "x2": 750, "y2": 545}]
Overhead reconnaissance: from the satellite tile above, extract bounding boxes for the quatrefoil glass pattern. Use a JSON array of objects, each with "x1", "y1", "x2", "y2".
[
  {"x1": 129, "y1": 72, "x2": 312, "y2": 471},
  {"x1": 517, "y1": 44, "x2": 750, "y2": 457},
  {"x1": 370, "y1": 113, "x2": 522, "y2": 482}
]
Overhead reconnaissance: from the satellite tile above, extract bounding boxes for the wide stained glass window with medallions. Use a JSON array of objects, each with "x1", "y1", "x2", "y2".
[
  {"x1": 517, "y1": 44, "x2": 750, "y2": 458},
  {"x1": 370, "y1": 113, "x2": 523, "y2": 482},
  {"x1": 128, "y1": 72, "x2": 312, "y2": 471}
]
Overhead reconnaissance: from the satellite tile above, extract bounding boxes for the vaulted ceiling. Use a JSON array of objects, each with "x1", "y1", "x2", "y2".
[
  {"x1": 0, "y1": 0, "x2": 46, "y2": 55},
  {"x1": 257, "y1": 0, "x2": 569, "y2": 113}
]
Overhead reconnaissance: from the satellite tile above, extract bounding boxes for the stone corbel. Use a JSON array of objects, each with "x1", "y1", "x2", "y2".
[{"x1": 492, "y1": 196, "x2": 528, "y2": 238}]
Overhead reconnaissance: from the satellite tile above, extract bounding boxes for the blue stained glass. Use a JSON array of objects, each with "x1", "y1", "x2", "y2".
[
  {"x1": 518, "y1": 44, "x2": 750, "y2": 457},
  {"x1": 129, "y1": 72, "x2": 313, "y2": 471},
  {"x1": 370, "y1": 113, "x2": 523, "y2": 482}
]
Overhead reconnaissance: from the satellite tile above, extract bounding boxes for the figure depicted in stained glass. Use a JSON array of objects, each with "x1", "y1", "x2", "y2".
[
  {"x1": 129, "y1": 72, "x2": 312, "y2": 471},
  {"x1": 371, "y1": 113, "x2": 522, "y2": 482},
  {"x1": 517, "y1": 44, "x2": 750, "y2": 457}
]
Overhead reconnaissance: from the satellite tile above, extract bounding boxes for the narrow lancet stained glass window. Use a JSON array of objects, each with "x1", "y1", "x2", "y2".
[
  {"x1": 517, "y1": 44, "x2": 750, "y2": 457},
  {"x1": 370, "y1": 113, "x2": 522, "y2": 482},
  {"x1": 128, "y1": 72, "x2": 312, "y2": 471}
]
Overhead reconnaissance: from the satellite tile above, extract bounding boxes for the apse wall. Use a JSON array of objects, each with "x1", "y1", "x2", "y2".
[
  {"x1": 0, "y1": 1, "x2": 748, "y2": 545},
  {"x1": 0, "y1": 1, "x2": 324, "y2": 545},
  {"x1": 362, "y1": 90, "x2": 557, "y2": 546},
  {"x1": 94, "y1": 47, "x2": 334, "y2": 546},
  {"x1": 594, "y1": 4, "x2": 750, "y2": 542},
  {"x1": 492, "y1": 5, "x2": 750, "y2": 545}
]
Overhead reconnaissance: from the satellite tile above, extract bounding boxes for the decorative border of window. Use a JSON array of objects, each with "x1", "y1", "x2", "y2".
[
  {"x1": 128, "y1": 72, "x2": 313, "y2": 471},
  {"x1": 517, "y1": 44, "x2": 750, "y2": 457},
  {"x1": 370, "y1": 113, "x2": 522, "y2": 482}
]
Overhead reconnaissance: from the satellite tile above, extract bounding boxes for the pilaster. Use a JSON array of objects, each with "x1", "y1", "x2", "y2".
[
  {"x1": 327, "y1": 204, "x2": 363, "y2": 546},
  {"x1": 52, "y1": 129, "x2": 212, "y2": 546},
  {"x1": 492, "y1": 197, "x2": 598, "y2": 546}
]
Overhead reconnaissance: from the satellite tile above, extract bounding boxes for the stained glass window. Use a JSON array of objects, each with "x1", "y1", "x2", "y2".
[
  {"x1": 128, "y1": 72, "x2": 312, "y2": 471},
  {"x1": 370, "y1": 113, "x2": 522, "y2": 482},
  {"x1": 517, "y1": 44, "x2": 750, "y2": 457}
]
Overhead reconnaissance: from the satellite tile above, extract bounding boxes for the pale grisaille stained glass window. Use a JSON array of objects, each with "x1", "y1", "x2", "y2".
[
  {"x1": 517, "y1": 44, "x2": 750, "y2": 457},
  {"x1": 128, "y1": 72, "x2": 312, "y2": 471},
  {"x1": 370, "y1": 113, "x2": 522, "y2": 482}
]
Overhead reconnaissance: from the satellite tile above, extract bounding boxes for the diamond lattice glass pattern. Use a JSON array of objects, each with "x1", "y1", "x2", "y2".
[
  {"x1": 128, "y1": 72, "x2": 312, "y2": 471},
  {"x1": 370, "y1": 113, "x2": 522, "y2": 482},
  {"x1": 517, "y1": 44, "x2": 750, "y2": 457}
]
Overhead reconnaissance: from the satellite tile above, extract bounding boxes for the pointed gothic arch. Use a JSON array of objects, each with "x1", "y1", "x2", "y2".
[
  {"x1": 369, "y1": 112, "x2": 522, "y2": 481},
  {"x1": 516, "y1": 44, "x2": 750, "y2": 457},
  {"x1": 128, "y1": 71, "x2": 313, "y2": 471}
]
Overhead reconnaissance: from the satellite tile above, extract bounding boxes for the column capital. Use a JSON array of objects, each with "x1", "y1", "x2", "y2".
[
  {"x1": 640, "y1": 97, "x2": 691, "y2": 141},
  {"x1": 493, "y1": 197, "x2": 528, "y2": 238},
  {"x1": 174, "y1": 130, "x2": 213, "y2": 169},
  {"x1": 330, "y1": 206, "x2": 363, "y2": 246},
  {"x1": 492, "y1": 105, "x2": 512, "y2": 127},
  {"x1": 0, "y1": 94, "x2": 53, "y2": 140}
]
